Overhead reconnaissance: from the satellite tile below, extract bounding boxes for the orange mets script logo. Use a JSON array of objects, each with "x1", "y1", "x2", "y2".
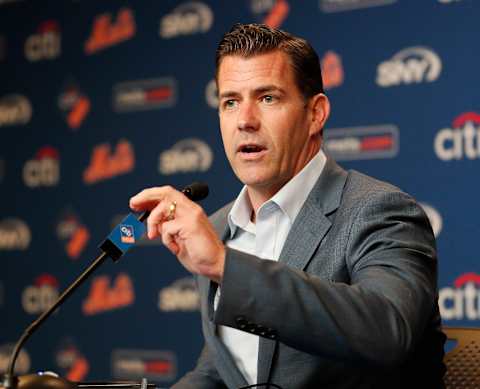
[
  {"x1": 263, "y1": 0, "x2": 289, "y2": 28},
  {"x1": 82, "y1": 273, "x2": 134, "y2": 315},
  {"x1": 84, "y1": 8, "x2": 135, "y2": 54},
  {"x1": 83, "y1": 139, "x2": 135, "y2": 184}
]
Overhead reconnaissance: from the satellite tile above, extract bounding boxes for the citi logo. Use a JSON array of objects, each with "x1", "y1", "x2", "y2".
[
  {"x1": 82, "y1": 273, "x2": 134, "y2": 315},
  {"x1": 22, "y1": 274, "x2": 59, "y2": 314},
  {"x1": 0, "y1": 218, "x2": 31, "y2": 250},
  {"x1": 440, "y1": 273, "x2": 480, "y2": 320},
  {"x1": 376, "y1": 47, "x2": 442, "y2": 87},
  {"x1": 319, "y1": 0, "x2": 396, "y2": 13},
  {"x1": 0, "y1": 94, "x2": 32, "y2": 127},
  {"x1": 85, "y1": 8, "x2": 136, "y2": 54},
  {"x1": 158, "y1": 277, "x2": 200, "y2": 312},
  {"x1": 25, "y1": 20, "x2": 61, "y2": 62},
  {"x1": 159, "y1": 2, "x2": 213, "y2": 39},
  {"x1": 23, "y1": 146, "x2": 60, "y2": 188},
  {"x1": 250, "y1": 0, "x2": 290, "y2": 28},
  {"x1": 434, "y1": 112, "x2": 480, "y2": 161},
  {"x1": 159, "y1": 138, "x2": 213, "y2": 175},
  {"x1": 325, "y1": 124, "x2": 399, "y2": 161}
]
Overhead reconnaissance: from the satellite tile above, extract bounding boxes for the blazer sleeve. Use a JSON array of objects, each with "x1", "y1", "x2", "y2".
[
  {"x1": 213, "y1": 190, "x2": 438, "y2": 367},
  {"x1": 171, "y1": 343, "x2": 227, "y2": 389}
]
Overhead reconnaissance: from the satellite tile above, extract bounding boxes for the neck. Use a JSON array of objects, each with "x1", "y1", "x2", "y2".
[{"x1": 247, "y1": 142, "x2": 320, "y2": 217}]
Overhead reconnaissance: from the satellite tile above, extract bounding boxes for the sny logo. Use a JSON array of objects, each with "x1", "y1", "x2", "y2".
[
  {"x1": 120, "y1": 225, "x2": 135, "y2": 244},
  {"x1": 376, "y1": 47, "x2": 442, "y2": 87},
  {"x1": 159, "y1": 2, "x2": 213, "y2": 39},
  {"x1": 159, "y1": 138, "x2": 213, "y2": 175},
  {"x1": 0, "y1": 218, "x2": 31, "y2": 251},
  {"x1": 158, "y1": 277, "x2": 200, "y2": 312},
  {"x1": 0, "y1": 94, "x2": 32, "y2": 127}
]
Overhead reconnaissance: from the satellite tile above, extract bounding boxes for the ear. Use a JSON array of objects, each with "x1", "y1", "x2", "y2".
[{"x1": 308, "y1": 93, "x2": 330, "y2": 138}]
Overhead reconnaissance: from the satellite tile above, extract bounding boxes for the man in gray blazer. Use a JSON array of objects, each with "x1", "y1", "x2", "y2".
[{"x1": 130, "y1": 23, "x2": 445, "y2": 388}]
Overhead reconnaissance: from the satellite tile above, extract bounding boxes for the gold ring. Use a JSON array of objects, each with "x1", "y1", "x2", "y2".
[{"x1": 167, "y1": 201, "x2": 177, "y2": 220}]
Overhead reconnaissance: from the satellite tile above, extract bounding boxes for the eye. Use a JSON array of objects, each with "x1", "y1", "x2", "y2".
[
  {"x1": 222, "y1": 99, "x2": 237, "y2": 110},
  {"x1": 262, "y1": 95, "x2": 275, "y2": 104}
]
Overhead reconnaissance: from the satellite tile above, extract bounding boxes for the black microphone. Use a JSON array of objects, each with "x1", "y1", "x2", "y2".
[
  {"x1": 2, "y1": 182, "x2": 209, "y2": 389},
  {"x1": 137, "y1": 181, "x2": 209, "y2": 222},
  {"x1": 182, "y1": 181, "x2": 209, "y2": 201}
]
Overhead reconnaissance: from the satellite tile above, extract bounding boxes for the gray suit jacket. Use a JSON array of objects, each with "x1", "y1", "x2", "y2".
[{"x1": 173, "y1": 157, "x2": 445, "y2": 389}]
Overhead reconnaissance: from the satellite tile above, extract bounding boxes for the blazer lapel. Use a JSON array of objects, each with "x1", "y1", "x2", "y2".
[
  {"x1": 257, "y1": 156, "x2": 348, "y2": 383},
  {"x1": 280, "y1": 156, "x2": 348, "y2": 270}
]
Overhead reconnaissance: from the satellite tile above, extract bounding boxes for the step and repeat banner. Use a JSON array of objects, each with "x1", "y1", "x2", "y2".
[{"x1": 1, "y1": 0, "x2": 479, "y2": 385}]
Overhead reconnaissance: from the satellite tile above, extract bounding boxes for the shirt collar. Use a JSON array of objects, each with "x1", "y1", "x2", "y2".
[{"x1": 227, "y1": 149, "x2": 327, "y2": 238}]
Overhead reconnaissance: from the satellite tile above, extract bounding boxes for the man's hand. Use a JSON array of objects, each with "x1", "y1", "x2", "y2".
[{"x1": 129, "y1": 186, "x2": 225, "y2": 283}]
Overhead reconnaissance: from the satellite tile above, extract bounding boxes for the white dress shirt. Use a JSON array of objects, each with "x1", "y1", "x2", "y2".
[{"x1": 214, "y1": 149, "x2": 327, "y2": 384}]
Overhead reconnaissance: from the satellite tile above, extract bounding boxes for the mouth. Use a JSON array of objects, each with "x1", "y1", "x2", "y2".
[{"x1": 237, "y1": 143, "x2": 267, "y2": 155}]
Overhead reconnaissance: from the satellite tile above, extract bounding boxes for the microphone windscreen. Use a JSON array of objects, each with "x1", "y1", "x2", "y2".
[{"x1": 182, "y1": 182, "x2": 209, "y2": 201}]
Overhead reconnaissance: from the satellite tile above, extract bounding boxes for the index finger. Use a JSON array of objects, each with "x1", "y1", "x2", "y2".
[{"x1": 129, "y1": 186, "x2": 177, "y2": 211}]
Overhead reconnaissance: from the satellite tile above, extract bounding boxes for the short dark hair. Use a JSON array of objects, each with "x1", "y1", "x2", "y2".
[{"x1": 215, "y1": 23, "x2": 324, "y2": 99}]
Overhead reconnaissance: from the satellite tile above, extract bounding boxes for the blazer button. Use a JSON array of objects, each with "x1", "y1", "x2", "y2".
[
  {"x1": 235, "y1": 316, "x2": 248, "y2": 330},
  {"x1": 257, "y1": 325, "x2": 267, "y2": 337},
  {"x1": 266, "y1": 328, "x2": 277, "y2": 340},
  {"x1": 246, "y1": 321, "x2": 257, "y2": 333}
]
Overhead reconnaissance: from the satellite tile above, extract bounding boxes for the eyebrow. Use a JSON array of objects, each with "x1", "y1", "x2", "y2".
[{"x1": 218, "y1": 85, "x2": 286, "y2": 100}]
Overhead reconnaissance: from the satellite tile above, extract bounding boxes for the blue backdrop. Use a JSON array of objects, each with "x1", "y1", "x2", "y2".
[{"x1": 1, "y1": 0, "x2": 479, "y2": 386}]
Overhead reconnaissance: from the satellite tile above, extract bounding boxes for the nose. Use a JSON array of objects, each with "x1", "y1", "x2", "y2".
[{"x1": 237, "y1": 100, "x2": 260, "y2": 132}]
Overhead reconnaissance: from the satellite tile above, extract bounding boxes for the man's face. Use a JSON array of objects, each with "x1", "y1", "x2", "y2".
[{"x1": 217, "y1": 50, "x2": 322, "y2": 197}]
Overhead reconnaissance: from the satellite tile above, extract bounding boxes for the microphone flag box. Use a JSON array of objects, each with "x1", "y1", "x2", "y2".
[{"x1": 100, "y1": 213, "x2": 146, "y2": 261}]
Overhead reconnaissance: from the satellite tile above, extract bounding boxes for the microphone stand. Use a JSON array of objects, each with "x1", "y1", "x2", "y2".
[
  {"x1": 2, "y1": 211, "x2": 150, "y2": 389},
  {"x1": 2, "y1": 182, "x2": 208, "y2": 389}
]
